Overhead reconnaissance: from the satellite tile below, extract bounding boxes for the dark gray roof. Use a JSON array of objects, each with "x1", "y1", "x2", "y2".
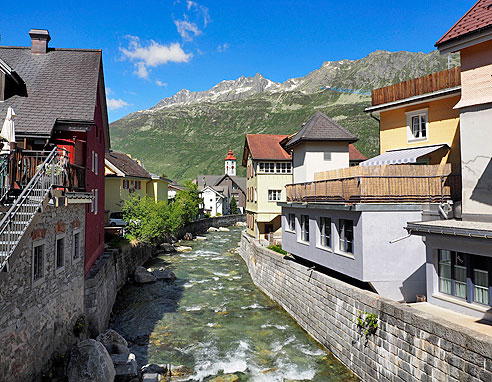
[
  {"x1": 0, "y1": 46, "x2": 102, "y2": 137},
  {"x1": 106, "y1": 151, "x2": 151, "y2": 179},
  {"x1": 196, "y1": 174, "x2": 246, "y2": 193},
  {"x1": 285, "y1": 111, "x2": 357, "y2": 148}
]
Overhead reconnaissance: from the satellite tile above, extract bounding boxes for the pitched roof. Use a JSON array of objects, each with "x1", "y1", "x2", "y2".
[
  {"x1": 105, "y1": 151, "x2": 151, "y2": 179},
  {"x1": 436, "y1": 0, "x2": 492, "y2": 46},
  {"x1": 0, "y1": 46, "x2": 103, "y2": 137},
  {"x1": 242, "y1": 134, "x2": 291, "y2": 166},
  {"x1": 285, "y1": 111, "x2": 357, "y2": 149},
  {"x1": 349, "y1": 144, "x2": 366, "y2": 161},
  {"x1": 196, "y1": 174, "x2": 246, "y2": 193},
  {"x1": 225, "y1": 148, "x2": 237, "y2": 160}
]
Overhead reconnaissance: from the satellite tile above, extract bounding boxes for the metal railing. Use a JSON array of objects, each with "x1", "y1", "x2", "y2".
[
  {"x1": 0, "y1": 147, "x2": 65, "y2": 271},
  {"x1": 286, "y1": 173, "x2": 461, "y2": 204}
]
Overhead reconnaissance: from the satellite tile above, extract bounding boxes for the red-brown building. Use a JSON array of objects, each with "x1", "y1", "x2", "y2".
[{"x1": 0, "y1": 29, "x2": 109, "y2": 274}]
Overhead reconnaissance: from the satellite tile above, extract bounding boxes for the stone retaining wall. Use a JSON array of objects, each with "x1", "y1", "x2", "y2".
[
  {"x1": 84, "y1": 244, "x2": 154, "y2": 335},
  {"x1": 240, "y1": 232, "x2": 492, "y2": 382},
  {"x1": 181, "y1": 214, "x2": 245, "y2": 236}
]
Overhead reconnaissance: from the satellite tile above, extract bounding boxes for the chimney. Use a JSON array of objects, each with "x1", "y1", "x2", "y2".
[{"x1": 29, "y1": 29, "x2": 50, "y2": 54}]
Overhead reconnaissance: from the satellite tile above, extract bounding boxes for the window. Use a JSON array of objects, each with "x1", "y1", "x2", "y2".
[
  {"x1": 288, "y1": 213, "x2": 295, "y2": 232},
  {"x1": 94, "y1": 189, "x2": 98, "y2": 215},
  {"x1": 268, "y1": 190, "x2": 282, "y2": 201},
  {"x1": 324, "y1": 152, "x2": 332, "y2": 161},
  {"x1": 258, "y1": 162, "x2": 292, "y2": 174},
  {"x1": 339, "y1": 219, "x2": 353, "y2": 253},
  {"x1": 438, "y1": 250, "x2": 492, "y2": 306},
  {"x1": 123, "y1": 179, "x2": 129, "y2": 189},
  {"x1": 32, "y1": 243, "x2": 44, "y2": 282},
  {"x1": 300, "y1": 215, "x2": 309, "y2": 242},
  {"x1": 91, "y1": 150, "x2": 95, "y2": 173},
  {"x1": 56, "y1": 236, "x2": 65, "y2": 270},
  {"x1": 320, "y1": 217, "x2": 331, "y2": 248},
  {"x1": 94, "y1": 152, "x2": 98, "y2": 175},
  {"x1": 73, "y1": 231, "x2": 80, "y2": 260},
  {"x1": 406, "y1": 109, "x2": 428, "y2": 141}
]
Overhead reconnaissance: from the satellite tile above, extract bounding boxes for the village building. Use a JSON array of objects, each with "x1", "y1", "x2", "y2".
[
  {"x1": 0, "y1": 29, "x2": 108, "y2": 380},
  {"x1": 105, "y1": 150, "x2": 169, "y2": 223},
  {"x1": 168, "y1": 182, "x2": 185, "y2": 201},
  {"x1": 196, "y1": 148, "x2": 246, "y2": 216},
  {"x1": 406, "y1": 0, "x2": 492, "y2": 320},
  {"x1": 279, "y1": 102, "x2": 461, "y2": 301}
]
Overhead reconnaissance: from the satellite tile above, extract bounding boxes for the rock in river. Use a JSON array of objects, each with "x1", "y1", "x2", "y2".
[
  {"x1": 159, "y1": 243, "x2": 176, "y2": 253},
  {"x1": 176, "y1": 246, "x2": 192, "y2": 252},
  {"x1": 218, "y1": 227, "x2": 230, "y2": 232},
  {"x1": 141, "y1": 363, "x2": 168, "y2": 375},
  {"x1": 134, "y1": 266, "x2": 157, "y2": 283},
  {"x1": 207, "y1": 226, "x2": 219, "y2": 232},
  {"x1": 152, "y1": 268, "x2": 176, "y2": 282},
  {"x1": 96, "y1": 329, "x2": 130, "y2": 355},
  {"x1": 67, "y1": 339, "x2": 116, "y2": 382}
]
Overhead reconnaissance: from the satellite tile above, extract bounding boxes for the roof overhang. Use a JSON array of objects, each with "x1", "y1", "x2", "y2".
[
  {"x1": 407, "y1": 220, "x2": 492, "y2": 239},
  {"x1": 201, "y1": 185, "x2": 225, "y2": 198},
  {"x1": 364, "y1": 87, "x2": 461, "y2": 115},
  {"x1": 437, "y1": 25, "x2": 492, "y2": 54},
  {"x1": 360, "y1": 144, "x2": 449, "y2": 166},
  {"x1": 285, "y1": 137, "x2": 358, "y2": 149}
]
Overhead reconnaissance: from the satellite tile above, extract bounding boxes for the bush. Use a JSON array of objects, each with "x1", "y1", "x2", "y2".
[
  {"x1": 267, "y1": 244, "x2": 287, "y2": 255},
  {"x1": 230, "y1": 196, "x2": 238, "y2": 214}
]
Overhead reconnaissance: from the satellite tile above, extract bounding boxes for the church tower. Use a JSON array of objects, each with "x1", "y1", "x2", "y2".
[{"x1": 224, "y1": 148, "x2": 237, "y2": 176}]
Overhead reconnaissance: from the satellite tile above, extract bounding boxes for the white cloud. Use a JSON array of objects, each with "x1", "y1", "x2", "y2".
[
  {"x1": 107, "y1": 98, "x2": 130, "y2": 111},
  {"x1": 217, "y1": 43, "x2": 229, "y2": 53},
  {"x1": 156, "y1": 80, "x2": 168, "y2": 87},
  {"x1": 120, "y1": 36, "x2": 193, "y2": 79},
  {"x1": 106, "y1": 87, "x2": 112, "y2": 95},
  {"x1": 187, "y1": 0, "x2": 197, "y2": 10},
  {"x1": 183, "y1": 1, "x2": 211, "y2": 28},
  {"x1": 174, "y1": 19, "x2": 202, "y2": 41}
]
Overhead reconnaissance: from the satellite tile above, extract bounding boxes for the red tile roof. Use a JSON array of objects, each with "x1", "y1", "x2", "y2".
[
  {"x1": 436, "y1": 0, "x2": 492, "y2": 46},
  {"x1": 225, "y1": 148, "x2": 237, "y2": 161},
  {"x1": 242, "y1": 134, "x2": 291, "y2": 165},
  {"x1": 349, "y1": 144, "x2": 366, "y2": 161}
]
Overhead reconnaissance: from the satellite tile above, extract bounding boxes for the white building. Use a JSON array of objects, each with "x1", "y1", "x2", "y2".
[{"x1": 200, "y1": 186, "x2": 225, "y2": 216}]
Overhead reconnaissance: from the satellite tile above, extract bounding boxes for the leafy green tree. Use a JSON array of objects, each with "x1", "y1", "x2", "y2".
[
  {"x1": 174, "y1": 181, "x2": 201, "y2": 224},
  {"x1": 229, "y1": 196, "x2": 238, "y2": 215}
]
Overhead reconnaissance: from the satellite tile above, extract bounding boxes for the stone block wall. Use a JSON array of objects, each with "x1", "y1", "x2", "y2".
[
  {"x1": 181, "y1": 214, "x2": 245, "y2": 236},
  {"x1": 240, "y1": 232, "x2": 492, "y2": 382},
  {"x1": 84, "y1": 244, "x2": 154, "y2": 335},
  {"x1": 0, "y1": 204, "x2": 86, "y2": 381}
]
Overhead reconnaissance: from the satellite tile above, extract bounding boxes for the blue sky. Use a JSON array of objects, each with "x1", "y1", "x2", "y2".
[{"x1": 0, "y1": 0, "x2": 471, "y2": 122}]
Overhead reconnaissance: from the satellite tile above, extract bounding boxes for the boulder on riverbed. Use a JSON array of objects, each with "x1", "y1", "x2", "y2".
[
  {"x1": 176, "y1": 246, "x2": 192, "y2": 252},
  {"x1": 159, "y1": 243, "x2": 176, "y2": 253},
  {"x1": 169, "y1": 364, "x2": 194, "y2": 377},
  {"x1": 96, "y1": 329, "x2": 130, "y2": 355},
  {"x1": 183, "y1": 232, "x2": 193, "y2": 240},
  {"x1": 67, "y1": 339, "x2": 116, "y2": 382},
  {"x1": 207, "y1": 226, "x2": 219, "y2": 232},
  {"x1": 141, "y1": 363, "x2": 167, "y2": 375},
  {"x1": 218, "y1": 227, "x2": 230, "y2": 232},
  {"x1": 209, "y1": 374, "x2": 240, "y2": 382},
  {"x1": 152, "y1": 268, "x2": 176, "y2": 282},
  {"x1": 134, "y1": 266, "x2": 157, "y2": 283},
  {"x1": 111, "y1": 353, "x2": 138, "y2": 382},
  {"x1": 195, "y1": 236, "x2": 207, "y2": 241}
]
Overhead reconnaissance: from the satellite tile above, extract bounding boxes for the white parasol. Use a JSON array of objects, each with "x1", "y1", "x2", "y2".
[{"x1": 1, "y1": 107, "x2": 16, "y2": 153}]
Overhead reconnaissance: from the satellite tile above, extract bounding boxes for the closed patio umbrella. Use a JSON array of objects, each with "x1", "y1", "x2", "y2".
[{"x1": 1, "y1": 106, "x2": 16, "y2": 153}]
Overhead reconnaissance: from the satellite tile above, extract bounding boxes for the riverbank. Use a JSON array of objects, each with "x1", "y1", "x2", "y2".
[
  {"x1": 239, "y1": 231, "x2": 492, "y2": 382},
  {"x1": 109, "y1": 226, "x2": 358, "y2": 381}
]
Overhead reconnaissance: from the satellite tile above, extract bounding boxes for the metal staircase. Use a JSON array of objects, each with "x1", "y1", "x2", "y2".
[{"x1": 0, "y1": 147, "x2": 64, "y2": 271}]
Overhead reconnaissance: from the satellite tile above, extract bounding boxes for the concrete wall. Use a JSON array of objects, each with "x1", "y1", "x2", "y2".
[
  {"x1": 379, "y1": 95, "x2": 461, "y2": 164},
  {"x1": 459, "y1": 104, "x2": 492, "y2": 220},
  {"x1": 424, "y1": 233, "x2": 492, "y2": 321},
  {"x1": 0, "y1": 204, "x2": 86, "y2": 381},
  {"x1": 292, "y1": 141, "x2": 350, "y2": 183},
  {"x1": 180, "y1": 214, "x2": 245, "y2": 236},
  {"x1": 281, "y1": 205, "x2": 426, "y2": 302},
  {"x1": 240, "y1": 232, "x2": 492, "y2": 382}
]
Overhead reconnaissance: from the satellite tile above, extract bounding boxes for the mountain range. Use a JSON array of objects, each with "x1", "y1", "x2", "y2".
[{"x1": 110, "y1": 50, "x2": 459, "y2": 182}]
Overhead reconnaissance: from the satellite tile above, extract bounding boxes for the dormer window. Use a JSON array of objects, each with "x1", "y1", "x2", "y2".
[
  {"x1": 0, "y1": 58, "x2": 27, "y2": 102},
  {"x1": 0, "y1": 72, "x2": 5, "y2": 102}
]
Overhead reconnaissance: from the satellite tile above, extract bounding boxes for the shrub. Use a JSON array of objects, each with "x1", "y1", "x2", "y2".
[{"x1": 267, "y1": 244, "x2": 287, "y2": 255}]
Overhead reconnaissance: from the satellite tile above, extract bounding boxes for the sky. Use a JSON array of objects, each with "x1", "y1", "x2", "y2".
[{"x1": 0, "y1": 0, "x2": 472, "y2": 122}]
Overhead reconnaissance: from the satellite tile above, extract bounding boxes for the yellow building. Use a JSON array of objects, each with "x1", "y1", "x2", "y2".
[
  {"x1": 364, "y1": 67, "x2": 461, "y2": 166},
  {"x1": 242, "y1": 134, "x2": 292, "y2": 240},
  {"x1": 105, "y1": 151, "x2": 169, "y2": 223}
]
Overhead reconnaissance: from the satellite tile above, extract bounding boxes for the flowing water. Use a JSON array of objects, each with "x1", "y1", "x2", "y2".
[{"x1": 110, "y1": 226, "x2": 358, "y2": 382}]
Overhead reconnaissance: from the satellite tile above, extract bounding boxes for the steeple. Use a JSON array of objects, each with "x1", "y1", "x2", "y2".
[{"x1": 224, "y1": 147, "x2": 236, "y2": 176}]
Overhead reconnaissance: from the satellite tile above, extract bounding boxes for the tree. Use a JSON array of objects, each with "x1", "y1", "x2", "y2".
[{"x1": 229, "y1": 196, "x2": 238, "y2": 215}]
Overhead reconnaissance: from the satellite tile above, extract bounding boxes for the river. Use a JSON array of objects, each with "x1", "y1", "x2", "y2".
[{"x1": 110, "y1": 226, "x2": 358, "y2": 382}]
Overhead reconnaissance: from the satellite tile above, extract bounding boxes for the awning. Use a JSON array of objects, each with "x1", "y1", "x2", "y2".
[{"x1": 360, "y1": 144, "x2": 448, "y2": 166}]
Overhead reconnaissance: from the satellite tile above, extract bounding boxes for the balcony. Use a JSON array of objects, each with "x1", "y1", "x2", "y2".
[
  {"x1": 371, "y1": 67, "x2": 461, "y2": 107},
  {"x1": 285, "y1": 164, "x2": 461, "y2": 204},
  {"x1": 0, "y1": 147, "x2": 86, "y2": 203}
]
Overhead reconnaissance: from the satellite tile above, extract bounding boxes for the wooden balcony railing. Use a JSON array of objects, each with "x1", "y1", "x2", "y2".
[
  {"x1": 286, "y1": 164, "x2": 461, "y2": 203},
  {"x1": 371, "y1": 66, "x2": 461, "y2": 106}
]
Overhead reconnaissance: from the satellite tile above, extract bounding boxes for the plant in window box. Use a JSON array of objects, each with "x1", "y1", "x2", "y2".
[{"x1": 36, "y1": 162, "x2": 65, "y2": 177}]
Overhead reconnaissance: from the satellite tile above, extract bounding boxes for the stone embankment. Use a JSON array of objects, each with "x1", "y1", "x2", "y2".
[{"x1": 239, "y1": 232, "x2": 492, "y2": 382}]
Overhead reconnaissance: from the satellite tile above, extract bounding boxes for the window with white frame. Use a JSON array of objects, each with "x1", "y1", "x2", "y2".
[
  {"x1": 94, "y1": 153, "x2": 98, "y2": 175},
  {"x1": 94, "y1": 189, "x2": 98, "y2": 215},
  {"x1": 73, "y1": 231, "x2": 81, "y2": 261},
  {"x1": 320, "y1": 217, "x2": 331, "y2": 248},
  {"x1": 91, "y1": 150, "x2": 95, "y2": 173},
  {"x1": 339, "y1": 219, "x2": 354, "y2": 253},
  {"x1": 300, "y1": 215, "x2": 309, "y2": 242},
  {"x1": 288, "y1": 213, "x2": 295, "y2": 232},
  {"x1": 406, "y1": 109, "x2": 428, "y2": 142},
  {"x1": 268, "y1": 190, "x2": 282, "y2": 201},
  {"x1": 32, "y1": 242, "x2": 44, "y2": 283},
  {"x1": 55, "y1": 235, "x2": 65, "y2": 270},
  {"x1": 324, "y1": 152, "x2": 332, "y2": 161},
  {"x1": 258, "y1": 162, "x2": 292, "y2": 174}
]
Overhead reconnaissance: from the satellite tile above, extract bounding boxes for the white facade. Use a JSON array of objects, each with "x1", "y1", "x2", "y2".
[
  {"x1": 225, "y1": 159, "x2": 236, "y2": 176},
  {"x1": 292, "y1": 141, "x2": 350, "y2": 183},
  {"x1": 201, "y1": 186, "x2": 225, "y2": 216}
]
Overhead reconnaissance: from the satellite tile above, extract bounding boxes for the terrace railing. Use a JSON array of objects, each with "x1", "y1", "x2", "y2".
[{"x1": 286, "y1": 164, "x2": 461, "y2": 204}]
